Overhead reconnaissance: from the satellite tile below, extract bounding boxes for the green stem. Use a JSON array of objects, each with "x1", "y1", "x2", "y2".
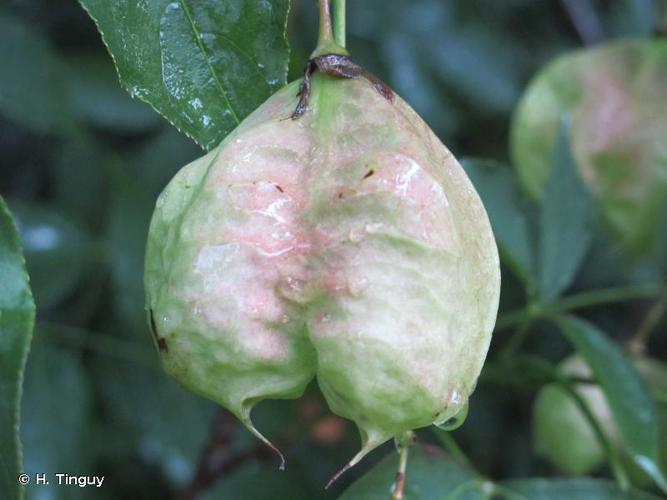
[
  {"x1": 312, "y1": 0, "x2": 348, "y2": 57},
  {"x1": 318, "y1": 0, "x2": 334, "y2": 46},
  {"x1": 496, "y1": 284, "x2": 662, "y2": 331},
  {"x1": 432, "y1": 428, "x2": 472, "y2": 468},
  {"x1": 332, "y1": 0, "x2": 346, "y2": 47},
  {"x1": 392, "y1": 433, "x2": 412, "y2": 500},
  {"x1": 558, "y1": 379, "x2": 630, "y2": 490},
  {"x1": 628, "y1": 281, "x2": 667, "y2": 355}
]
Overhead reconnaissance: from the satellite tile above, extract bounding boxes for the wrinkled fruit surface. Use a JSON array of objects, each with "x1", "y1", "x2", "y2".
[
  {"x1": 144, "y1": 72, "x2": 500, "y2": 468},
  {"x1": 533, "y1": 356, "x2": 667, "y2": 480},
  {"x1": 511, "y1": 39, "x2": 667, "y2": 256}
]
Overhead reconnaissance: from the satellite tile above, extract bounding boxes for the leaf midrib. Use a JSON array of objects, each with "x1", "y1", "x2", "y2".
[{"x1": 175, "y1": 0, "x2": 241, "y2": 124}]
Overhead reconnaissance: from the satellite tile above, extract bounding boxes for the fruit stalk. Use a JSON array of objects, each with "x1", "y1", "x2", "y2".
[
  {"x1": 332, "y1": 0, "x2": 346, "y2": 47},
  {"x1": 391, "y1": 432, "x2": 414, "y2": 500},
  {"x1": 313, "y1": 0, "x2": 348, "y2": 58}
]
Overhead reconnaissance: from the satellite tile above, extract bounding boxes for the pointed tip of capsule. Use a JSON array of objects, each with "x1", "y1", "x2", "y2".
[
  {"x1": 324, "y1": 429, "x2": 388, "y2": 489},
  {"x1": 325, "y1": 462, "x2": 352, "y2": 490},
  {"x1": 241, "y1": 411, "x2": 286, "y2": 471}
]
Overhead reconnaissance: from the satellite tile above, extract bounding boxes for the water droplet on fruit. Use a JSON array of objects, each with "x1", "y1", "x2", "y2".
[{"x1": 433, "y1": 401, "x2": 469, "y2": 431}]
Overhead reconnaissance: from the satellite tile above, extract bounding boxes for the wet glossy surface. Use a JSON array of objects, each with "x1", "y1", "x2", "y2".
[
  {"x1": 145, "y1": 75, "x2": 500, "y2": 470},
  {"x1": 81, "y1": 0, "x2": 290, "y2": 150}
]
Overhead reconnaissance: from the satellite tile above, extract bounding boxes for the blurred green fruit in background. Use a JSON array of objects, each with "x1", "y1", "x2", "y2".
[
  {"x1": 511, "y1": 39, "x2": 667, "y2": 257},
  {"x1": 533, "y1": 355, "x2": 667, "y2": 481}
]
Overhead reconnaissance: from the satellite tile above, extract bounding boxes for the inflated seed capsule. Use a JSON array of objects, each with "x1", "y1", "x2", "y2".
[{"x1": 145, "y1": 66, "x2": 500, "y2": 474}]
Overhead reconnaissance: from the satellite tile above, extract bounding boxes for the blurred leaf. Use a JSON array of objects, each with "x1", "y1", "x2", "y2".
[
  {"x1": 606, "y1": 0, "x2": 658, "y2": 36},
  {"x1": 463, "y1": 159, "x2": 536, "y2": 289},
  {"x1": 428, "y1": 26, "x2": 522, "y2": 114},
  {"x1": 52, "y1": 139, "x2": 109, "y2": 231},
  {"x1": 482, "y1": 355, "x2": 557, "y2": 391},
  {"x1": 128, "y1": 127, "x2": 201, "y2": 196},
  {"x1": 21, "y1": 327, "x2": 92, "y2": 500},
  {"x1": 501, "y1": 478, "x2": 661, "y2": 499},
  {"x1": 379, "y1": 33, "x2": 461, "y2": 139},
  {"x1": 107, "y1": 169, "x2": 154, "y2": 333},
  {"x1": 556, "y1": 316, "x2": 667, "y2": 492},
  {"x1": 79, "y1": 0, "x2": 290, "y2": 150},
  {"x1": 0, "y1": 196, "x2": 35, "y2": 500},
  {"x1": 10, "y1": 201, "x2": 91, "y2": 309},
  {"x1": 94, "y1": 356, "x2": 215, "y2": 487},
  {"x1": 340, "y1": 444, "x2": 487, "y2": 499},
  {"x1": 202, "y1": 459, "x2": 320, "y2": 500},
  {"x1": 64, "y1": 52, "x2": 161, "y2": 132},
  {"x1": 538, "y1": 118, "x2": 593, "y2": 302},
  {"x1": 0, "y1": 12, "x2": 74, "y2": 135}
]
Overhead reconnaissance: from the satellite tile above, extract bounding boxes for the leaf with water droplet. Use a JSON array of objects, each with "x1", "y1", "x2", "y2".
[{"x1": 79, "y1": 0, "x2": 290, "y2": 150}]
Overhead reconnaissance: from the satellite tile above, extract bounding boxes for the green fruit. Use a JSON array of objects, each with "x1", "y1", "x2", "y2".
[
  {"x1": 533, "y1": 355, "x2": 667, "y2": 479},
  {"x1": 144, "y1": 71, "x2": 500, "y2": 469},
  {"x1": 511, "y1": 39, "x2": 667, "y2": 255}
]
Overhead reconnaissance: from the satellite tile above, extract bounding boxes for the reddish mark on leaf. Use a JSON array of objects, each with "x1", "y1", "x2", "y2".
[{"x1": 149, "y1": 309, "x2": 168, "y2": 353}]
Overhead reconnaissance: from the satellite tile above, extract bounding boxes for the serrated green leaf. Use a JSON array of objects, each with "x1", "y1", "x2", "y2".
[
  {"x1": 339, "y1": 444, "x2": 488, "y2": 500},
  {"x1": 500, "y1": 478, "x2": 661, "y2": 500},
  {"x1": 0, "y1": 196, "x2": 35, "y2": 500},
  {"x1": 538, "y1": 118, "x2": 593, "y2": 302},
  {"x1": 556, "y1": 316, "x2": 667, "y2": 493},
  {"x1": 462, "y1": 158, "x2": 536, "y2": 288},
  {"x1": 79, "y1": 0, "x2": 290, "y2": 150},
  {"x1": 0, "y1": 12, "x2": 74, "y2": 135}
]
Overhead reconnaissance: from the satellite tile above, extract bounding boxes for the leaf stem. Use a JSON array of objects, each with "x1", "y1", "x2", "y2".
[
  {"x1": 558, "y1": 379, "x2": 630, "y2": 490},
  {"x1": 496, "y1": 284, "x2": 662, "y2": 331},
  {"x1": 628, "y1": 281, "x2": 667, "y2": 355},
  {"x1": 332, "y1": 0, "x2": 346, "y2": 47}
]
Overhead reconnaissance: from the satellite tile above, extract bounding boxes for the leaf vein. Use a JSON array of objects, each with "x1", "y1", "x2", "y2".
[{"x1": 175, "y1": 0, "x2": 241, "y2": 124}]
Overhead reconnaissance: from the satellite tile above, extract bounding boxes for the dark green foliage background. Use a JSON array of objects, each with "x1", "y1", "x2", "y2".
[{"x1": 1, "y1": 0, "x2": 666, "y2": 499}]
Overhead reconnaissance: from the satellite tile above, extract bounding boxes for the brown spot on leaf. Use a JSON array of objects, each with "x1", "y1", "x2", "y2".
[
  {"x1": 275, "y1": 184, "x2": 284, "y2": 193},
  {"x1": 363, "y1": 169, "x2": 374, "y2": 179},
  {"x1": 149, "y1": 309, "x2": 168, "y2": 353}
]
